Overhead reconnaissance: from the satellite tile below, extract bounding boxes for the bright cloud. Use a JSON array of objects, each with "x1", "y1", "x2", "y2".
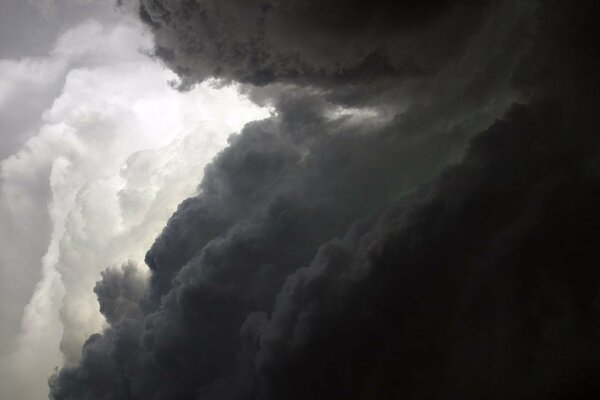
[{"x1": 0, "y1": 19, "x2": 269, "y2": 400}]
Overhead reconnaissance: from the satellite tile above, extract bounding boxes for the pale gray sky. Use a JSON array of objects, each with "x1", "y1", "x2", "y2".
[
  {"x1": 0, "y1": 0, "x2": 115, "y2": 59},
  {"x1": 0, "y1": 0, "x2": 122, "y2": 160},
  {"x1": 0, "y1": 0, "x2": 57, "y2": 58}
]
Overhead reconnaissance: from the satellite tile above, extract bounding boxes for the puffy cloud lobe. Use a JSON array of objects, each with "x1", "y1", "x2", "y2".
[
  {"x1": 48, "y1": 320, "x2": 143, "y2": 400},
  {"x1": 49, "y1": 1, "x2": 600, "y2": 400},
  {"x1": 95, "y1": 261, "x2": 147, "y2": 325}
]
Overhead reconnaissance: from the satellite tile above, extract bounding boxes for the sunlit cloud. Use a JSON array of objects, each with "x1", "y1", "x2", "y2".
[{"x1": 0, "y1": 19, "x2": 268, "y2": 400}]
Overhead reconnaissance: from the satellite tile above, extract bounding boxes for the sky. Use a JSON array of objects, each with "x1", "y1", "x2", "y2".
[{"x1": 1, "y1": 1, "x2": 599, "y2": 400}]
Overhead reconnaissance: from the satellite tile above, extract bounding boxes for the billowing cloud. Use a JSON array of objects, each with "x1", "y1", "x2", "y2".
[
  {"x1": 94, "y1": 261, "x2": 147, "y2": 325},
  {"x1": 0, "y1": 18, "x2": 268, "y2": 400},
  {"x1": 48, "y1": 0, "x2": 600, "y2": 399},
  {"x1": 248, "y1": 102, "x2": 600, "y2": 400},
  {"x1": 0, "y1": 20, "x2": 154, "y2": 369},
  {"x1": 138, "y1": 0, "x2": 496, "y2": 88}
]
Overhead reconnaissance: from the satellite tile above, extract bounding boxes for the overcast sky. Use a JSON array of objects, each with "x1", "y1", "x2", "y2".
[{"x1": 2, "y1": 1, "x2": 600, "y2": 400}]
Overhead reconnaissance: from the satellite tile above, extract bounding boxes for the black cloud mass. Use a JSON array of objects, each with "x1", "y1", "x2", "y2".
[{"x1": 49, "y1": 1, "x2": 600, "y2": 399}]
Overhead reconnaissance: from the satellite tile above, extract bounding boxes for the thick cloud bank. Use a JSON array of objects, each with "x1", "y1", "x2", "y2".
[{"x1": 50, "y1": 1, "x2": 600, "y2": 399}]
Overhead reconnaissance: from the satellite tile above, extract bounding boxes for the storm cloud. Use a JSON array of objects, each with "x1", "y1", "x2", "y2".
[{"x1": 49, "y1": 1, "x2": 600, "y2": 399}]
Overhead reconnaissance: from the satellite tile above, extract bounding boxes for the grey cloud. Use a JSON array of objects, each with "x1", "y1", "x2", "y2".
[
  {"x1": 94, "y1": 261, "x2": 147, "y2": 325},
  {"x1": 48, "y1": 320, "x2": 143, "y2": 400},
  {"x1": 49, "y1": 0, "x2": 600, "y2": 399},
  {"x1": 249, "y1": 100, "x2": 600, "y2": 400},
  {"x1": 51, "y1": 80, "x2": 512, "y2": 398},
  {"x1": 139, "y1": 0, "x2": 495, "y2": 89}
]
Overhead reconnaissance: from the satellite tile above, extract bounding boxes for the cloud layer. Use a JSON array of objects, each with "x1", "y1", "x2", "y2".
[{"x1": 48, "y1": 1, "x2": 600, "y2": 399}]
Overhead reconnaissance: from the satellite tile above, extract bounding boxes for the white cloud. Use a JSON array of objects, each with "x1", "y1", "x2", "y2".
[{"x1": 0, "y1": 19, "x2": 269, "y2": 400}]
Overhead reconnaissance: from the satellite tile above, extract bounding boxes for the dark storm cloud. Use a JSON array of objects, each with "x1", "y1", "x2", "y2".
[
  {"x1": 249, "y1": 100, "x2": 600, "y2": 400},
  {"x1": 138, "y1": 0, "x2": 494, "y2": 88},
  {"x1": 94, "y1": 261, "x2": 147, "y2": 325},
  {"x1": 50, "y1": 0, "x2": 600, "y2": 399},
  {"x1": 49, "y1": 85, "x2": 518, "y2": 398}
]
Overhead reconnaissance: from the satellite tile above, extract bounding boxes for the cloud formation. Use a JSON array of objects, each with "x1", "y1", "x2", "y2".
[
  {"x1": 95, "y1": 261, "x2": 147, "y2": 325},
  {"x1": 138, "y1": 0, "x2": 496, "y2": 88},
  {"x1": 0, "y1": 18, "x2": 268, "y2": 400},
  {"x1": 49, "y1": 0, "x2": 600, "y2": 399}
]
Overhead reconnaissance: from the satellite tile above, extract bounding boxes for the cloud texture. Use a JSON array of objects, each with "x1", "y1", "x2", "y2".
[
  {"x1": 0, "y1": 17, "x2": 268, "y2": 400},
  {"x1": 49, "y1": 1, "x2": 600, "y2": 399}
]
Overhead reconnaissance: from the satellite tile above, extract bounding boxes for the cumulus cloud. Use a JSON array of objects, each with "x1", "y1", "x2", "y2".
[
  {"x1": 95, "y1": 261, "x2": 147, "y2": 325},
  {"x1": 48, "y1": 0, "x2": 600, "y2": 399},
  {"x1": 0, "y1": 18, "x2": 268, "y2": 400},
  {"x1": 0, "y1": 20, "x2": 151, "y2": 368}
]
